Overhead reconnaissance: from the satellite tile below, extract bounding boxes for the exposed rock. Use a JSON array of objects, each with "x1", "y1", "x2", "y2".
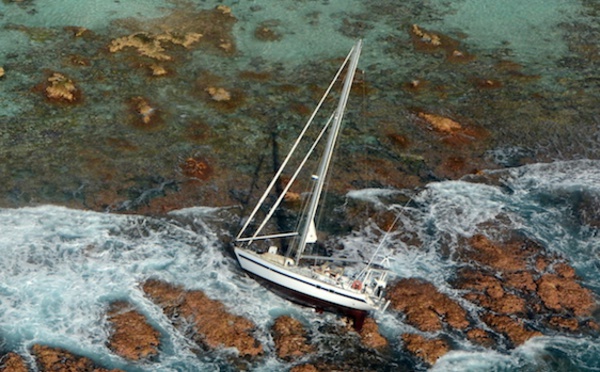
[
  {"x1": 290, "y1": 364, "x2": 319, "y2": 372},
  {"x1": 111, "y1": 6, "x2": 237, "y2": 56},
  {"x1": 417, "y1": 112, "x2": 462, "y2": 134},
  {"x1": 536, "y1": 274, "x2": 596, "y2": 316},
  {"x1": 109, "y1": 32, "x2": 203, "y2": 61},
  {"x1": 142, "y1": 279, "x2": 263, "y2": 357},
  {"x1": 481, "y1": 314, "x2": 542, "y2": 347},
  {"x1": 402, "y1": 333, "x2": 449, "y2": 366},
  {"x1": 45, "y1": 72, "x2": 80, "y2": 103},
  {"x1": 503, "y1": 271, "x2": 537, "y2": 292},
  {"x1": 0, "y1": 67, "x2": 4, "y2": 78},
  {"x1": 148, "y1": 64, "x2": 168, "y2": 76},
  {"x1": 409, "y1": 24, "x2": 473, "y2": 63},
  {"x1": 271, "y1": 315, "x2": 314, "y2": 360},
  {"x1": 455, "y1": 233, "x2": 599, "y2": 350},
  {"x1": 128, "y1": 96, "x2": 159, "y2": 127},
  {"x1": 486, "y1": 293, "x2": 527, "y2": 315},
  {"x1": 206, "y1": 86, "x2": 231, "y2": 101},
  {"x1": 586, "y1": 320, "x2": 600, "y2": 332},
  {"x1": 553, "y1": 262, "x2": 576, "y2": 279},
  {"x1": 195, "y1": 70, "x2": 245, "y2": 112},
  {"x1": 535, "y1": 255, "x2": 550, "y2": 272},
  {"x1": 466, "y1": 328, "x2": 495, "y2": 348},
  {"x1": 411, "y1": 24, "x2": 442, "y2": 47},
  {"x1": 548, "y1": 316, "x2": 579, "y2": 332},
  {"x1": 31, "y1": 344, "x2": 122, "y2": 372},
  {"x1": 457, "y1": 269, "x2": 526, "y2": 315},
  {"x1": 456, "y1": 269, "x2": 505, "y2": 298},
  {"x1": 358, "y1": 318, "x2": 388, "y2": 349},
  {"x1": 0, "y1": 352, "x2": 28, "y2": 372},
  {"x1": 460, "y1": 234, "x2": 538, "y2": 272},
  {"x1": 216, "y1": 5, "x2": 232, "y2": 15},
  {"x1": 386, "y1": 278, "x2": 469, "y2": 332},
  {"x1": 106, "y1": 301, "x2": 160, "y2": 361}
]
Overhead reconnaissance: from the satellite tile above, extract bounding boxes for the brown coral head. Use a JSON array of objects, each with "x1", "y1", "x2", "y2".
[
  {"x1": 43, "y1": 72, "x2": 82, "y2": 104},
  {"x1": 254, "y1": 20, "x2": 282, "y2": 42},
  {"x1": 181, "y1": 156, "x2": 213, "y2": 180},
  {"x1": 472, "y1": 78, "x2": 503, "y2": 89},
  {"x1": 127, "y1": 96, "x2": 162, "y2": 129}
]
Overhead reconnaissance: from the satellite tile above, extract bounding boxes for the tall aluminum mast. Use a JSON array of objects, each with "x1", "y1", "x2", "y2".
[{"x1": 295, "y1": 40, "x2": 363, "y2": 263}]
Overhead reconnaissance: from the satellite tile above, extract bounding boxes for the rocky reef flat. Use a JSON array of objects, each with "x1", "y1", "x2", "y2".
[{"x1": 1, "y1": 0, "x2": 599, "y2": 371}]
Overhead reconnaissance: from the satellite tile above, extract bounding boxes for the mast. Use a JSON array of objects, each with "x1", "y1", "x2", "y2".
[{"x1": 295, "y1": 40, "x2": 363, "y2": 263}]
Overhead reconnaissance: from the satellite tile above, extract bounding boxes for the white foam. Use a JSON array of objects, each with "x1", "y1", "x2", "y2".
[
  {"x1": 346, "y1": 188, "x2": 403, "y2": 208},
  {"x1": 1, "y1": 159, "x2": 599, "y2": 369},
  {"x1": 504, "y1": 160, "x2": 600, "y2": 194},
  {"x1": 0, "y1": 205, "x2": 262, "y2": 369}
]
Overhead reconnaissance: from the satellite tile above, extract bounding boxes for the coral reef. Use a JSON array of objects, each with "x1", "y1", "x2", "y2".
[
  {"x1": 290, "y1": 365, "x2": 319, "y2": 372},
  {"x1": 481, "y1": 314, "x2": 542, "y2": 347},
  {"x1": 402, "y1": 334, "x2": 449, "y2": 366},
  {"x1": 128, "y1": 96, "x2": 160, "y2": 127},
  {"x1": 109, "y1": 32, "x2": 203, "y2": 61},
  {"x1": 110, "y1": 5, "x2": 237, "y2": 56},
  {"x1": 455, "y1": 234, "x2": 598, "y2": 345},
  {"x1": 537, "y1": 273, "x2": 596, "y2": 316},
  {"x1": 254, "y1": 20, "x2": 282, "y2": 41},
  {"x1": 148, "y1": 63, "x2": 168, "y2": 77},
  {"x1": 417, "y1": 112, "x2": 462, "y2": 134},
  {"x1": 0, "y1": 353, "x2": 28, "y2": 372},
  {"x1": 411, "y1": 24, "x2": 442, "y2": 47},
  {"x1": 106, "y1": 301, "x2": 160, "y2": 361},
  {"x1": 386, "y1": 278, "x2": 469, "y2": 332},
  {"x1": 31, "y1": 345, "x2": 121, "y2": 372},
  {"x1": 271, "y1": 315, "x2": 315, "y2": 360},
  {"x1": 194, "y1": 70, "x2": 245, "y2": 112},
  {"x1": 386, "y1": 232, "x2": 599, "y2": 362},
  {"x1": 44, "y1": 72, "x2": 81, "y2": 103},
  {"x1": 142, "y1": 279, "x2": 263, "y2": 357},
  {"x1": 358, "y1": 317, "x2": 388, "y2": 349},
  {"x1": 409, "y1": 24, "x2": 474, "y2": 63},
  {"x1": 466, "y1": 328, "x2": 495, "y2": 348},
  {"x1": 180, "y1": 156, "x2": 213, "y2": 180},
  {"x1": 206, "y1": 86, "x2": 232, "y2": 101}
]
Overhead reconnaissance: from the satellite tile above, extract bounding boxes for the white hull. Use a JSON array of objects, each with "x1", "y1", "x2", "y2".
[
  {"x1": 233, "y1": 41, "x2": 391, "y2": 329},
  {"x1": 234, "y1": 247, "x2": 374, "y2": 312}
]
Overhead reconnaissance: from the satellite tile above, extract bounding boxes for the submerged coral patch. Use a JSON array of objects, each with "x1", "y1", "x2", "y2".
[
  {"x1": 109, "y1": 32, "x2": 203, "y2": 61},
  {"x1": 127, "y1": 96, "x2": 161, "y2": 128},
  {"x1": 180, "y1": 156, "x2": 213, "y2": 180},
  {"x1": 43, "y1": 72, "x2": 82, "y2": 103}
]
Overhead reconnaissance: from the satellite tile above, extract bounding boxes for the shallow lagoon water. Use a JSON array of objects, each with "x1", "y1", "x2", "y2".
[{"x1": 1, "y1": 0, "x2": 599, "y2": 371}]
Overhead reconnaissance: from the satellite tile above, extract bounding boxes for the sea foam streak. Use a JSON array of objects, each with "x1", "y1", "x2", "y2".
[
  {"x1": 0, "y1": 206, "x2": 292, "y2": 371},
  {"x1": 1, "y1": 160, "x2": 598, "y2": 370}
]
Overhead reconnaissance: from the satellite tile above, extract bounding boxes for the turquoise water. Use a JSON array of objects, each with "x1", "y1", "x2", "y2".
[
  {"x1": 425, "y1": 0, "x2": 577, "y2": 62},
  {"x1": 1, "y1": 0, "x2": 599, "y2": 371}
]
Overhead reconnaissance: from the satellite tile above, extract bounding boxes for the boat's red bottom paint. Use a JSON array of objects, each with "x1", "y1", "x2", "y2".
[{"x1": 245, "y1": 271, "x2": 367, "y2": 331}]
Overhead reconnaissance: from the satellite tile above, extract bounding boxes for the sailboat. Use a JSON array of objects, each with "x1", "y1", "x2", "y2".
[{"x1": 234, "y1": 40, "x2": 391, "y2": 329}]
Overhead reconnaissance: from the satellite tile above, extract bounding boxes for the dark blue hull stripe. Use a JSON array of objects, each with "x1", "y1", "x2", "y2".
[{"x1": 237, "y1": 252, "x2": 367, "y2": 304}]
